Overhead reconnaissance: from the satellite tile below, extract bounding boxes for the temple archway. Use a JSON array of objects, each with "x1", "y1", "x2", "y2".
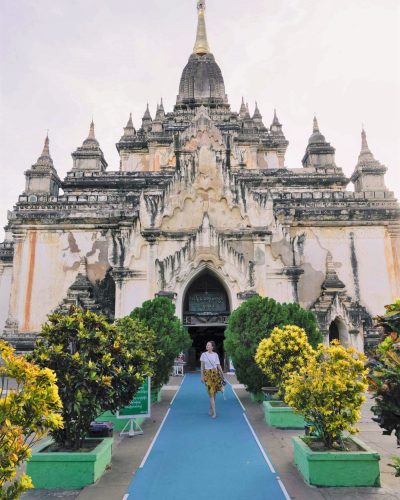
[
  {"x1": 328, "y1": 317, "x2": 350, "y2": 345},
  {"x1": 182, "y1": 271, "x2": 230, "y2": 371}
]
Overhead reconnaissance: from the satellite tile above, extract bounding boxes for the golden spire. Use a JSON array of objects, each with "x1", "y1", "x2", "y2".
[{"x1": 193, "y1": 1, "x2": 210, "y2": 55}]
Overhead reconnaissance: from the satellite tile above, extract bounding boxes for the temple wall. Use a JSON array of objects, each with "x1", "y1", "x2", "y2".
[
  {"x1": 0, "y1": 263, "x2": 12, "y2": 330},
  {"x1": 297, "y1": 225, "x2": 393, "y2": 316},
  {"x1": 7, "y1": 229, "x2": 112, "y2": 332}
]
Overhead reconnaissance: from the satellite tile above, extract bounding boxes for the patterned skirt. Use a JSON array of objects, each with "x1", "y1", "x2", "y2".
[{"x1": 204, "y1": 368, "x2": 224, "y2": 396}]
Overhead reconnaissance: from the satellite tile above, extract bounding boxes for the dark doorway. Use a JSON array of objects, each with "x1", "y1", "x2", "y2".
[
  {"x1": 187, "y1": 326, "x2": 226, "y2": 370},
  {"x1": 183, "y1": 272, "x2": 230, "y2": 371},
  {"x1": 329, "y1": 320, "x2": 340, "y2": 342}
]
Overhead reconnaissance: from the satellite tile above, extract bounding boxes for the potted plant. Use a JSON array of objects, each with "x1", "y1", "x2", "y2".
[
  {"x1": 130, "y1": 296, "x2": 192, "y2": 401},
  {"x1": 285, "y1": 341, "x2": 380, "y2": 487},
  {"x1": 255, "y1": 325, "x2": 315, "y2": 428},
  {"x1": 0, "y1": 341, "x2": 62, "y2": 499},
  {"x1": 369, "y1": 299, "x2": 400, "y2": 476},
  {"x1": 26, "y1": 308, "x2": 155, "y2": 489},
  {"x1": 224, "y1": 296, "x2": 321, "y2": 399}
]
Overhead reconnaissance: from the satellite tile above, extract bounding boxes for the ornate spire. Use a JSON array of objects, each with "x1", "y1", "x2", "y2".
[
  {"x1": 193, "y1": 1, "x2": 210, "y2": 55},
  {"x1": 322, "y1": 252, "x2": 346, "y2": 290},
  {"x1": 82, "y1": 120, "x2": 99, "y2": 148},
  {"x1": 270, "y1": 109, "x2": 283, "y2": 134},
  {"x1": 253, "y1": 101, "x2": 262, "y2": 120},
  {"x1": 72, "y1": 120, "x2": 107, "y2": 172},
  {"x1": 313, "y1": 115, "x2": 320, "y2": 133},
  {"x1": 123, "y1": 113, "x2": 136, "y2": 137},
  {"x1": 272, "y1": 109, "x2": 281, "y2": 127},
  {"x1": 88, "y1": 120, "x2": 95, "y2": 139},
  {"x1": 35, "y1": 134, "x2": 54, "y2": 168},
  {"x1": 239, "y1": 97, "x2": 247, "y2": 117},
  {"x1": 127, "y1": 112, "x2": 134, "y2": 128},
  {"x1": 351, "y1": 127, "x2": 387, "y2": 192},
  {"x1": 357, "y1": 127, "x2": 375, "y2": 164},
  {"x1": 245, "y1": 102, "x2": 251, "y2": 119},
  {"x1": 159, "y1": 98, "x2": 165, "y2": 113},
  {"x1": 143, "y1": 103, "x2": 152, "y2": 121},
  {"x1": 308, "y1": 115, "x2": 326, "y2": 144}
]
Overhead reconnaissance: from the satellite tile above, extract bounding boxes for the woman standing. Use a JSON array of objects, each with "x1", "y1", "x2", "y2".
[{"x1": 200, "y1": 341, "x2": 225, "y2": 418}]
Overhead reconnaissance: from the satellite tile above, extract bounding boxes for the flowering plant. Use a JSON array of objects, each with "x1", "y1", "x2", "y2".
[
  {"x1": 285, "y1": 341, "x2": 368, "y2": 449},
  {"x1": 29, "y1": 307, "x2": 155, "y2": 450},
  {"x1": 0, "y1": 341, "x2": 63, "y2": 499},
  {"x1": 255, "y1": 325, "x2": 315, "y2": 399},
  {"x1": 369, "y1": 299, "x2": 400, "y2": 473}
]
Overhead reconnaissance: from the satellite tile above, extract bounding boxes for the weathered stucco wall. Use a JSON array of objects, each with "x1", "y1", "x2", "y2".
[
  {"x1": 6, "y1": 229, "x2": 112, "y2": 332},
  {"x1": 0, "y1": 264, "x2": 12, "y2": 330},
  {"x1": 297, "y1": 225, "x2": 394, "y2": 316}
]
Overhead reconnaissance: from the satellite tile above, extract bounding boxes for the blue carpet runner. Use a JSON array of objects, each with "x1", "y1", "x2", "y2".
[{"x1": 126, "y1": 374, "x2": 286, "y2": 500}]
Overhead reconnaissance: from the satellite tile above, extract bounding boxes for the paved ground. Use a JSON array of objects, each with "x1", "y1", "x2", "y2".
[
  {"x1": 127, "y1": 374, "x2": 286, "y2": 499},
  {"x1": 21, "y1": 374, "x2": 400, "y2": 500}
]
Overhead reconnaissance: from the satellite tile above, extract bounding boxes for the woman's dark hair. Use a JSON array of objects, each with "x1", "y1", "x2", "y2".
[{"x1": 206, "y1": 340, "x2": 217, "y2": 351}]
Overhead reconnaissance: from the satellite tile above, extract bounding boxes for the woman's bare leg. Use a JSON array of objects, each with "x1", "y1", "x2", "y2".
[{"x1": 209, "y1": 394, "x2": 216, "y2": 418}]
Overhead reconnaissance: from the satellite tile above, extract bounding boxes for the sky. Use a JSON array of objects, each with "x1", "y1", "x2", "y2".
[{"x1": 0, "y1": 0, "x2": 399, "y2": 240}]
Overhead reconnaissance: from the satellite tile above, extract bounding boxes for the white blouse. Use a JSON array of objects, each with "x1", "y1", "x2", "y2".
[{"x1": 200, "y1": 352, "x2": 221, "y2": 370}]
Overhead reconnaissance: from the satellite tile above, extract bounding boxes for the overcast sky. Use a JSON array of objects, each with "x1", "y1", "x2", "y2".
[{"x1": 0, "y1": 0, "x2": 399, "y2": 240}]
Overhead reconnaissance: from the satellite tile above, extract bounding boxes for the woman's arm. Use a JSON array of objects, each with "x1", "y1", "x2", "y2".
[{"x1": 200, "y1": 361, "x2": 205, "y2": 383}]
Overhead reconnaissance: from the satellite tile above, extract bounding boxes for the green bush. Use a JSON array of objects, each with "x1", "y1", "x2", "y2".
[
  {"x1": 29, "y1": 307, "x2": 155, "y2": 450},
  {"x1": 130, "y1": 297, "x2": 192, "y2": 390},
  {"x1": 0, "y1": 341, "x2": 62, "y2": 499},
  {"x1": 369, "y1": 299, "x2": 400, "y2": 462},
  {"x1": 224, "y1": 296, "x2": 321, "y2": 394}
]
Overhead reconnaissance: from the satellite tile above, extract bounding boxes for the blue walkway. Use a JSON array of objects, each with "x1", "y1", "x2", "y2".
[{"x1": 126, "y1": 374, "x2": 286, "y2": 500}]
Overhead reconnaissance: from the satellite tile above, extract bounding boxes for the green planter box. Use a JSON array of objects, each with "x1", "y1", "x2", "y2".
[
  {"x1": 26, "y1": 437, "x2": 113, "y2": 489},
  {"x1": 96, "y1": 411, "x2": 146, "y2": 432},
  {"x1": 292, "y1": 436, "x2": 380, "y2": 487},
  {"x1": 250, "y1": 391, "x2": 264, "y2": 402},
  {"x1": 263, "y1": 401, "x2": 305, "y2": 429},
  {"x1": 151, "y1": 387, "x2": 162, "y2": 404}
]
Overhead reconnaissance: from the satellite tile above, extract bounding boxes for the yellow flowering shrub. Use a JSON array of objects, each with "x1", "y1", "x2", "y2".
[
  {"x1": 0, "y1": 341, "x2": 63, "y2": 499},
  {"x1": 255, "y1": 325, "x2": 315, "y2": 399},
  {"x1": 285, "y1": 341, "x2": 368, "y2": 449}
]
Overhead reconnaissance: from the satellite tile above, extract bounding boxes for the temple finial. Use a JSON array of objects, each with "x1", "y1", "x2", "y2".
[
  {"x1": 42, "y1": 134, "x2": 50, "y2": 156},
  {"x1": 193, "y1": 1, "x2": 210, "y2": 55},
  {"x1": 361, "y1": 127, "x2": 370, "y2": 154},
  {"x1": 88, "y1": 120, "x2": 95, "y2": 140},
  {"x1": 272, "y1": 108, "x2": 281, "y2": 126},
  {"x1": 313, "y1": 115, "x2": 320, "y2": 133},
  {"x1": 35, "y1": 133, "x2": 54, "y2": 168},
  {"x1": 143, "y1": 103, "x2": 152, "y2": 120}
]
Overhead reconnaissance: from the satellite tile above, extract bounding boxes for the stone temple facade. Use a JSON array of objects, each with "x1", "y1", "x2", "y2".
[{"x1": 1, "y1": 1, "x2": 399, "y2": 363}]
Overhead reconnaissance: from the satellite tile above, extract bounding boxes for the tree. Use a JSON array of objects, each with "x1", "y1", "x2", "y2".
[
  {"x1": 29, "y1": 307, "x2": 155, "y2": 450},
  {"x1": 285, "y1": 341, "x2": 368, "y2": 449},
  {"x1": 130, "y1": 297, "x2": 192, "y2": 390},
  {"x1": 224, "y1": 295, "x2": 321, "y2": 394},
  {"x1": 369, "y1": 299, "x2": 400, "y2": 476},
  {"x1": 0, "y1": 341, "x2": 63, "y2": 499},
  {"x1": 255, "y1": 325, "x2": 315, "y2": 399}
]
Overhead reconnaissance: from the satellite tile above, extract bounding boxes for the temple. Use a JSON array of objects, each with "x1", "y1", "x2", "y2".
[{"x1": 0, "y1": 1, "x2": 399, "y2": 361}]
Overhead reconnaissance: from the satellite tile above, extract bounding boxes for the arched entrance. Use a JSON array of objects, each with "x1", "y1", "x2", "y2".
[
  {"x1": 328, "y1": 317, "x2": 349, "y2": 345},
  {"x1": 182, "y1": 272, "x2": 230, "y2": 371}
]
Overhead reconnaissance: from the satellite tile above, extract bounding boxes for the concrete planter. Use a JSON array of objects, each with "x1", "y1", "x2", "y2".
[
  {"x1": 249, "y1": 391, "x2": 264, "y2": 402},
  {"x1": 26, "y1": 437, "x2": 113, "y2": 489},
  {"x1": 151, "y1": 387, "x2": 162, "y2": 404},
  {"x1": 292, "y1": 436, "x2": 380, "y2": 487},
  {"x1": 263, "y1": 401, "x2": 305, "y2": 429}
]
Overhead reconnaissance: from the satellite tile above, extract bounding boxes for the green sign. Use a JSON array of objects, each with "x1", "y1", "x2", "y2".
[{"x1": 117, "y1": 377, "x2": 151, "y2": 419}]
